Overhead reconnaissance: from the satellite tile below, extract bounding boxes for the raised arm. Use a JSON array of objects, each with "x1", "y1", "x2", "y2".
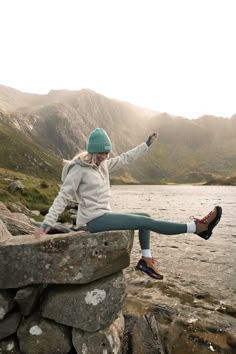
[{"x1": 107, "y1": 133, "x2": 158, "y2": 173}]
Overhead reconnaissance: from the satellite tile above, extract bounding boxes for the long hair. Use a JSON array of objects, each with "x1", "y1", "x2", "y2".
[{"x1": 63, "y1": 151, "x2": 97, "y2": 167}]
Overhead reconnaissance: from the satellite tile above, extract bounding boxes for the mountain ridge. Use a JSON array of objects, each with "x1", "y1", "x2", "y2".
[{"x1": 0, "y1": 84, "x2": 235, "y2": 185}]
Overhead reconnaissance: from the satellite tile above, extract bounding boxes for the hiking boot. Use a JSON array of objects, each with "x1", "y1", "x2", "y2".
[
  {"x1": 194, "y1": 206, "x2": 222, "y2": 240},
  {"x1": 136, "y1": 258, "x2": 164, "y2": 280}
]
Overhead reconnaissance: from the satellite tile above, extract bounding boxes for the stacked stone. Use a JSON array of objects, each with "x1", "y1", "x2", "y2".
[{"x1": 0, "y1": 227, "x2": 134, "y2": 354}]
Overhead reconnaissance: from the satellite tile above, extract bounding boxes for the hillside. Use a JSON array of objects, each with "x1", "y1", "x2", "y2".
[
  {"x1": 0, "y1": 110, "x2": 62, "y2": 179},
  {"x1": 111, "y1": 113, "x2": 236, "y2": 184},
  {"x1": 0, "y1": 84, "x2": 235, "y2": 185},
  {"x1": 0, "y1": 86, "x2": 153, "y2": 158}
]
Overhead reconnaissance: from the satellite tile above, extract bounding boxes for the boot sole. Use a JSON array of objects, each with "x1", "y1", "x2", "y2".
[
  {"x1": 136, "y1": 263, "x2": 164, "y2": 280},
  {"x1": 199, "y1": 206, "x2": 222, "y2": 240}
]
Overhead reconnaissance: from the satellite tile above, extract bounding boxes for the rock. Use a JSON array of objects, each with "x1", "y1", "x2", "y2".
[
  {"x1": 0, "y1": 312, "x2": 21, "y2": 341},
  {"x1": 11, "y1": 213, "x2": 32, "y2": 225},
  {"x1": 66, "y1": 201, "x2": 78, "y2": 210},
  {"x1": 0, "y1": 291, "x2": 15, "y2": 320},
  {"x1": 227, "y1": 332, "x2": 236, "y2": 348},
  {"x1": 42, "y1": 272, "x2": 126, "y2": 332},
  {"x1": 17, "y1": 313, "x2": 71, "y2": 354},
  {"x1": 72, "y1": 312, "x2": 125, "y2": 354},
  {"x1": 0, "y1": 214, "x2": 34, "y2": 236},
  {"x1": 14, "y1": 286, "x2": 42, "y2": 316},
  {"x1": 6, "y1": 203, "x2": 30, "y2": 216},
  {"x1": 165, "y1": 318, "x2": 236, "y2": 354},
  {"x1": 40, "y1": 181, "x2": 49, "y2": 188},
  {"x1": 151, "y1": 303, "x2": 178, "y2": 321},
  {"x1": 29, "y1": 210, "x2": 40, "y2": 217},
  {"x1": 47, "y1": 223, "x2": 72, "y2": 234},
  {"x1": 0, "y1": 220, "x2": 12, "y2": 243},
  {"x1": 217, "y1": 303, "x2": 236, "y2": 318},
  {"x1": 0, "y1": 203, "x2": 11, "y2": 216},
  {"x1": 7, "y1": 202, "x2": 40, "y2": 217},
  {"x1": 0, "y1": 230, "x2": 134, "y2": 288},
  {"x1": 8, "y1": 181, "x2": 25, "y2": 193},
  {"x1": 0, "y1": 336, "x2": 21, "y2": 353},
  {"x1": 122, "y1": 313, "x2": 165, "y2": 354},
  {"x1": 0, "y1": 203, "x2": 34, "y2": 236}
]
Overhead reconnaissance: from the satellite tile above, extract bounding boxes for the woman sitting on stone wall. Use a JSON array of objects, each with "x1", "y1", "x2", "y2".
[{"x1": 34, "y1": 128, "x2": 222, "y2": 280}]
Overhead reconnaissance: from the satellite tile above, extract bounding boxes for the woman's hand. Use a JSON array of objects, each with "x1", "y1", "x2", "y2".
[
  {"x1": 146, "y1": 132, "x2": 158, "y2": 146},
  {"x1": 34, "y1": 224, "x2": 50, "y2": 239}
]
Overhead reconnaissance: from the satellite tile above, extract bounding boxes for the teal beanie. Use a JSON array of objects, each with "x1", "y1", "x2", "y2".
[{"x1": 87, "y1": 128, "x2": 112, "y2": 153}]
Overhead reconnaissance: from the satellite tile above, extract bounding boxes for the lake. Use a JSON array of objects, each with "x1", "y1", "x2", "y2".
[{"x1": 110, "y1": 185, "x2": 236, "y2": 306}]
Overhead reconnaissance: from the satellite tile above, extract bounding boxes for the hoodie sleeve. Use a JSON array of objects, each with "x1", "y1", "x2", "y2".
[
  {"x1": 107, "y1": 142, "x2": 149, "y2": 173},
  {"x1": 43, "y1": 165, "x2": 82, "y2": 226}
]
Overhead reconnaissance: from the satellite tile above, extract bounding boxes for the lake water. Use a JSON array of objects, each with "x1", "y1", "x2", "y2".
[
  {"x1": 111, "y1": 185, "x2": 235, "y2": 236},
  {"x1": 110, "y1": 185, "x2": 236, "y2": 305}
]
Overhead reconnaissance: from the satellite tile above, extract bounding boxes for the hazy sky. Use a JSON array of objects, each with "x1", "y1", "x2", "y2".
[{"x1": 0, "y1": 0, "x2": 235, "y2": 118}]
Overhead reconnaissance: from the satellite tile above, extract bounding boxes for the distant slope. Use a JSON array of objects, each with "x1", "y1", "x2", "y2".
[
  {"x1": 112, "y1": 113, "x2": 236, "y2": 184},
  {"x1": 0, "y1": 84, "x2": 235, "y2": 184},
  {"x1": 0, "y1": 110, "x2": 62, "y2": 179},
  {"x1": 0, "y1": 84, "x2": 41, "y2": 111},
  {"x1": 2, "y1": 88, "x2": 153, "y2": 158}
]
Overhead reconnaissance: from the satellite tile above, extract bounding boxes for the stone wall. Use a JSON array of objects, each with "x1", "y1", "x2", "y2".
[{"x1": 0, "y1": 229, "x2": 133, "y2": 354}]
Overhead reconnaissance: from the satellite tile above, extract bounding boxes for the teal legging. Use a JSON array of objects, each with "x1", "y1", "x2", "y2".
[{"x1": 87, "y1": 212, "x2": 187, "y2": 250}]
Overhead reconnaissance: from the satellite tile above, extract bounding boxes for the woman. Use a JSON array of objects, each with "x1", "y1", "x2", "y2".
[{"x1": 35, "y1": 128, "x2": 222, "y2": 280}]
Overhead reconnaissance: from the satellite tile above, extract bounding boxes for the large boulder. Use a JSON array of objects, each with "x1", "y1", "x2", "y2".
[
  {"x1": 0, "y1": 290, "x2": 15, "y2": 320},
  {"x1": 122, "y1": 314, "x2": 165, "y2": 354},
  {"x1": 17, "y1": 313, "x2": 71, "y2": 354},
  {"x1": 0, "y1": 230, "x2": 134, "y2": 289},
  {"x1": 0, "y1": 215, "x2": 34, "y2": 235},
  {"x1": 14, "y1": 285, "x2": 42, "y2": 316},
  {"x1": 0, "y1": 336, "x2": 21, "y2": 353},
  {"x1": 72, "y1": 312, "x2": 125, "y2": 354},
  {"x1": 0, "y1": 312, "x2": 21, "y2": 341},
  {"x1": 8, "y1": 180, "x2": 25, "y2": 193},
  {"x1": 42, "y1": 272, "x2": 126, "y2": 332},
  {"x1": 0, "y1": 220, "x2": 12, "y2": 243},
  {"x1": 0, "y1": 202, "x2": 34, "y2": 236}
]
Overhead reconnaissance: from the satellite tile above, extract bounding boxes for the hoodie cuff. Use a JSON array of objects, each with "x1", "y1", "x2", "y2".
[{"x1": 40, "y1": 223, "x2": 50, "y2": 231}]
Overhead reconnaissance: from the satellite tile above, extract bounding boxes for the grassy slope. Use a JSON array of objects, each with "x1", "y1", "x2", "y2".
[
  {"x1": 0, "y1": 117, "x2": 62, "y2": 180},
  {"x1": 0, "y1": 113, "x2": 62, "y2": 213},
  {"x1": 0, "y1": 167, "x2": 59, "y2": 215}
]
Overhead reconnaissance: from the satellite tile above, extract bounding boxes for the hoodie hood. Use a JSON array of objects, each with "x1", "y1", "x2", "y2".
[{"x1": 61, "y1": 152, "x2": 98, "y2": 183}]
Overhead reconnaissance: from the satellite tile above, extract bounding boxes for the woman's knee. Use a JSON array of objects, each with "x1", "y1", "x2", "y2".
[
  {"x1": 126, "y1": 212, "x2": 151, "y2": 218},
  {"x1": 140, "y1": 212, "x2": 151, "y2": 218}
]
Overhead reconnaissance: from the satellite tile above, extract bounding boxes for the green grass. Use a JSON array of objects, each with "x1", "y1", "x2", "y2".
[
  {"x1": 0, "y1": 116, "x2": 62, "y2": 180},
  {"x1": 0, "y1": 168, "x2": 60, "y2": 217}
]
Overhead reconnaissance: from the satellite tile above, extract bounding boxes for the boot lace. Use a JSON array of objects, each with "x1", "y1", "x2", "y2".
[{"x1": 190, "y1": 210, "x2": 213, "y2": 224}]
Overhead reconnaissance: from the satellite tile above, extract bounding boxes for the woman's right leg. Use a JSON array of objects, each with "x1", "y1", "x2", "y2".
[
  {"x1": 87, "y1": 212, "x2": 187, "y2": 235},
  {"x1": 87, "y1": 206, "x2": 222, "y2": 240}
]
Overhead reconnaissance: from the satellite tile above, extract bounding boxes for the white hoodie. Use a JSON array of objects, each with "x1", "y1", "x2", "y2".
[{"x1": 43, "y1": 142, "x2": 149, "y2": 227}]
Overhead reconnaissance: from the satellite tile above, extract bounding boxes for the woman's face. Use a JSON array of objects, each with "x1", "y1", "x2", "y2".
[{"x1": 94, "y1": 152, "x2": 109, "y2": 166}]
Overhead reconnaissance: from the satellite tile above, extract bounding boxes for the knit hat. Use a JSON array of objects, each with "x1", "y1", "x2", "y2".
[{"x1": 87, "y1": 128, "x2": 112, "y2": 153}]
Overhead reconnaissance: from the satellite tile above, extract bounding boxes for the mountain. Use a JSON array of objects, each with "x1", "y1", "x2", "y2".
[
  {"x1": 0, "y1": 109, "x2": 62, "y2": 179},
  {"x1": 106, "y1": 112, "x2": 236, "y2": 184},
  {"x1": 0, "y1": 86, "x2": 153, "y2": 158},
  {"x1": 0, "y1": 84, "x2": 235, "y2": 185}
]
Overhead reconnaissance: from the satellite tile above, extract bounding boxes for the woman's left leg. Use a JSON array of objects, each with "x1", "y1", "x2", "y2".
[
  {"x1": 87, "y1": 207, "x2": 222, "y2": 280},
  {"x1": 125, "y1": 212, "x2": 151, "y2": 251},
  {"x1": 125, "y1": 212, "x2": 163, "y2": 279},
  {"x1": 87, "y1": 211, "x2": 187, "y2": 280}
]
